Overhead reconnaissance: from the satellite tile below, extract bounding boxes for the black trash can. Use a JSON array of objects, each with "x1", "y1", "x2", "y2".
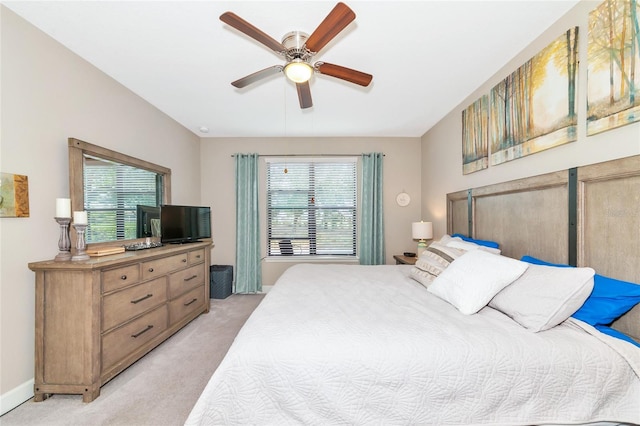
[{"x1": 210, "y1": 265, "x2": 233, "y2": 299}]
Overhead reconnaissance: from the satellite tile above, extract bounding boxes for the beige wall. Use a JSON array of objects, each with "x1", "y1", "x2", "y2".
[
  {"x1": 0, "y1": 7, "x2": 201, "y2": 410},
  {"x1": 421, "y1": 0, "x2": 640, "y2": 239},
  {"x1": 201, "y1": 137, "x2": 422, "y2": 285}
]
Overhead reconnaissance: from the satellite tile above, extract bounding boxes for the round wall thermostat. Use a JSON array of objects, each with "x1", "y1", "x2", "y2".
[{"x1": 396, "y1": 192, "x2": 411, "y2": 207}]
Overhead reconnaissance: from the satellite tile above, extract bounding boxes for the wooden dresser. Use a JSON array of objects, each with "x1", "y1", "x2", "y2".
[{"x1": 28, "y1": 241, "x2": 212, "y2": 402}]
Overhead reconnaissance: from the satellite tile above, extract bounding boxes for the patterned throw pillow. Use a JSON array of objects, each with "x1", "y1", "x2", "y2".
[{"x1": 409, "y1": 236, "x2": 466, "y2": 287}]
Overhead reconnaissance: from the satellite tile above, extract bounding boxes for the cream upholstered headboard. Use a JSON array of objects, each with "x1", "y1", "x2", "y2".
[{"x1": 447, "y1": 154, "x2": 640, "y2": 342}]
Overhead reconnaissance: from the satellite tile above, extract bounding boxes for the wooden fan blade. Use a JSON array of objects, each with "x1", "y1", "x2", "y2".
[
  {"x1": 231, "y1": 66, "x2": 283, "y2": 88},
  {"x1": 220, "y1": 12, "x2": 286, "y2": 53},
  {"x1": 316, "y1": 62, "x2": 372, "y2": 87},
  {"x1": 296, "y1": 81, "x2": 313, "y2": 109},
  {"x1": 305, "y1": 2, "x2": 355, "y2": 53}
]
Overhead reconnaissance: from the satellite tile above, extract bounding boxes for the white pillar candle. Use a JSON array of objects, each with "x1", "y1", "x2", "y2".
[
  {"x1": 56, "y1": 198, "x2": 71, "y2": 218},
  {"x1": 73, "y1": 210, "x2": 88, "y2": 225}
]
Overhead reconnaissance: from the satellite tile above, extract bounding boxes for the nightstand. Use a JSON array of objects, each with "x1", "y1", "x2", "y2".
[{"x1": 393, "y1": 255, "x2": 417, "y2": 265}]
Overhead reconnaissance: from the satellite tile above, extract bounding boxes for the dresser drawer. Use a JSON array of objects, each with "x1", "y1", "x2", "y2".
[
  {"x1": 188, "y1": 248, "x2": 205, "y2": 265},
  {"x1": 102, "y1": 305, "x2": 168, "y2": 373},
  {"x1": 102, "y1": 264, "x2": 140, "y2": 293},
  {"x1": 102, "y1": 277, "x2": 167, "y2": 332},
  {"x1": 168, "y1": 264, "x2": 204, "y2": 298},
  {"x1": 169, "y1": 285, "x2": 205, "y2": 325},
  {"x1": 141, "y1": 253, "x2": 188, "y2": 280}
]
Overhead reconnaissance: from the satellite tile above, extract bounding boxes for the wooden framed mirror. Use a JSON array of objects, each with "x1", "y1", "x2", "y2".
[{"x1": 68, "y1": 138, "x2": 172, "y2": 247}]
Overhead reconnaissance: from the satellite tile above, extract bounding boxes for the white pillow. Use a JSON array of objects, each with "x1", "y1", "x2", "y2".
[
  {"x1": 427, "y1": 250, "x2": 529, "y2": 315},
  {"x1": 489, "y1": 264, "x2": 595, "y2": 332},
  {"x1": 446, "y1": 238, "x2": 501, "y2": 255}
]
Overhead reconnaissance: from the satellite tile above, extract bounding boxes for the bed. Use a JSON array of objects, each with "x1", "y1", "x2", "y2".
[{"x1": 186, "y1": 155, "x2": 640, "y2": 425}]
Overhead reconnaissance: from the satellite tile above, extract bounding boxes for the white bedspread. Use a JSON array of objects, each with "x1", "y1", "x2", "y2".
[{"x1": 186, "y1": 264, "x2": 640, "y2": 425}]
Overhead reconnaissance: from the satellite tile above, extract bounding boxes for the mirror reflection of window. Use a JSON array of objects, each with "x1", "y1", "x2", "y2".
[{"x1": 83, "y1": 154, "x2": 163, "y2": 244}]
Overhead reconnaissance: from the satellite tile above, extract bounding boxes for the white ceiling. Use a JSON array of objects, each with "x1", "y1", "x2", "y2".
[{"x1": 2, "y1": 1, "x2": 580, "y2": 138}]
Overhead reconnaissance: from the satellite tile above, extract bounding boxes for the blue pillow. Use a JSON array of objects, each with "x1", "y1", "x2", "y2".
[
  {"x1": 595, "y1": 325, "x2": 640, "y2": 348},
  {"x1": 572, "y1": 274, "x2": 640, "y2": 326},
  {"x1": 521, "y1": 255, "x2": 640, "y2": 326},
  {"x1": 520, "y1": 255, "x2": 572, "y2": 268},
  {"x1": 451, "y1": 233, "x2": 499, "y2": 249}
]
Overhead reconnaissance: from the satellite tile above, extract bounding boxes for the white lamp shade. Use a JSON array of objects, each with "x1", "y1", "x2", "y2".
[
  {"x1": 412, "y1": 221, "x2": 433, "y2": 240},
  {"x1": 284, "y1": 61, "x2": 313, "y2": 83}
]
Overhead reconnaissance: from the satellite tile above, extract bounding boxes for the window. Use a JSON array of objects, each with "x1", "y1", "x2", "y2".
[
  {"x1": 266, "y1": 158, "x2": 357, "y2": 257},
  {"x1": 83, "y1": 155, "x2": 162, "y2": 243}
]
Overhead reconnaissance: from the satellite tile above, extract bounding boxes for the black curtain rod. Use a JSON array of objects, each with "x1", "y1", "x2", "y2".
[{"x1": 231, "y1": 153, "x2": 385, "y2": 157}]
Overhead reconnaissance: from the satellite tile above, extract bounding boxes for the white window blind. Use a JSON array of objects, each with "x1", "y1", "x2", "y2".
[
  {"x1": 83, "y1": 155, "x2": 160, "y2": 243},
  {"x1": 266, "y1": 158, "x2": 357, "y2": 257}
]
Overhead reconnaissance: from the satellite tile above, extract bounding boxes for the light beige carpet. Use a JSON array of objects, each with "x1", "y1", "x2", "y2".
[{"x1": 0, "y1": 294, "x2": 265, "y2": 426}]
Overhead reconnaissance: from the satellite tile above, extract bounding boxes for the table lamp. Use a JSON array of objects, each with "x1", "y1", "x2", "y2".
[{"x1": 412, "y1": 221, "x2": 433, "y2": 257}]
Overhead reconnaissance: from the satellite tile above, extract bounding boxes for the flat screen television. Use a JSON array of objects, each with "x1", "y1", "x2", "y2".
[
  {"x1": 160, "y1": 205, "x2": 211, "y2": 244},
  {"x1": 136, "y1": 205, "x2": 161, "y2": 238}
]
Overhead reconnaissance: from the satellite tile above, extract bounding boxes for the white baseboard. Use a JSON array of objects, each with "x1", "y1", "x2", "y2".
[{"x1": 0, "y1": 379, "x2": 33, "y2": 416}]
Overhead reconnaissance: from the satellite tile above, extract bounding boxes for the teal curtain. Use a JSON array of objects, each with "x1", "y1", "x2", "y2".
[
  {"x1": 234, "y1": 153, "x2": 262, "y2": 293},
  {"x1": 360, "y1": 153, "x2": 385, "y2": 265}
]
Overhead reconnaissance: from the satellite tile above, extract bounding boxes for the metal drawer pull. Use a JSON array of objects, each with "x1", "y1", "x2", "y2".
[
  {"x1": 195, "y1": 255, "x2": 201, "y2": 259},
  {"x1": 184, "y1": 275, "x2": 198, "y2": 282},
  {"x1": 148, "y1": 267, "x2": 154, "y2": 272},
  {"x1": 120, "y1": 275, "x2": 127, "y2": 280},
  {"x1": 184, "y1": 298, "x2": 198, "y2": 306},
  {"x1": 131, "y1": 293, "x2": 153, "y2": 304},
  {"x1": 131, "y1": 325, "x2": 153, "y2": 338},
  {"x1": 182, "y1": 259, "x2": 187, "y2": 263}
]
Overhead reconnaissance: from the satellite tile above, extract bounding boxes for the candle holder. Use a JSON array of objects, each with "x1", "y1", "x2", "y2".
[
  {"x1": 54, "y1": 217, "x2": 72, "y2": 261},
  {"x1": 71, "y1": 223, "x2": 90, "y2": 261}
]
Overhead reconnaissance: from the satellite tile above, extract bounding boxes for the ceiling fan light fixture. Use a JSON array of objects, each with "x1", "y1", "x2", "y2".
[
  {"x1": 221, "y1": 4, "x2": 370, "y2": 109},
  {"x1": 284, "y1": 60, "x2": 313, "y2": 83}
]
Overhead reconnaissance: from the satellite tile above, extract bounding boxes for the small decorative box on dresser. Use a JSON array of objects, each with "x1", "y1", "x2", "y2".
[{"x1": 28, "y1": 241, "x2": 212, "y2": 402}]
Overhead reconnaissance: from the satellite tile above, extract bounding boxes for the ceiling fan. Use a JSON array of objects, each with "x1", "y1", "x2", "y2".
[{"x1": 220, "y1": 2, "x2": 373, "y2": 109}]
